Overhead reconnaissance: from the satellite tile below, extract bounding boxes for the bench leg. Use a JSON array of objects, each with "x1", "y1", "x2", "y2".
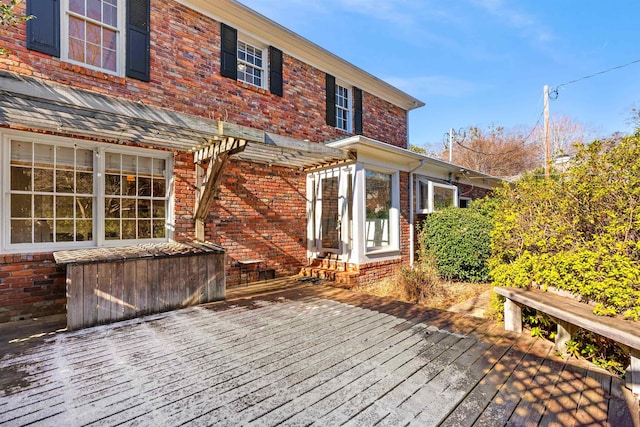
[
  {"x1": 504, "y1": 298, "x2": 522, "y2": 333},
  {"x1": 627, "y1": 349, "x2": 640, "y2": 395},
  {"x1": 555, "y1": 320, "x2": 576, "y2": 356}
]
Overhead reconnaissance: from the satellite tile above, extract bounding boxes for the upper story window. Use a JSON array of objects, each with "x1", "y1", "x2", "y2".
[
  {"x1": 416, "y1": 179, "x2": 458, "y2": 214},
  {"x1": 335, "y1": 83, "x2": 351, "y2": 132},
  {"x1": 27, "y1": 0, "x2": 150, "y2": 81},
  {"x1": 2, "y1": 131, "x2": 172, "y2": 252},
  {"x1": 237, "y1": 40, "x2": 265, "y2": 88},
  {"x1": 63, "y1": 0, "x2": 125, "y2": 75}
]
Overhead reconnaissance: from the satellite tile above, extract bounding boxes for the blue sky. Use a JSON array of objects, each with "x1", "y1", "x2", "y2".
[{"x1": 239, "y1": 0, "x2": 640, "y2": 149}]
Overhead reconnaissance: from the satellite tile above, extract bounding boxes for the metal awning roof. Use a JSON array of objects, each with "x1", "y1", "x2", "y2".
[{"x1": 0, "y1": 71, "x2": 349, "y2": 169}]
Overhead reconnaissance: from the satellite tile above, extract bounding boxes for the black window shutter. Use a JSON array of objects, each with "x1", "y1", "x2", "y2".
[
  {"x1": 354, "y1": 87, "x2": 363, "y2": 135},
  {"x1": 126, "y1": 0, "x2": 151, "y2": 82},
  {"x1": 325, "y1": 73, "x2": 336, "y2": 127},
  {"x1": 269, "y1": 46, "x2": 283, "y2": 97},
  {"x1": 220, "y1": 23, "x2": 237, "y2": 80},
  {"x1": 26, "y1": 0, "x2": 60, "y2": 57}
]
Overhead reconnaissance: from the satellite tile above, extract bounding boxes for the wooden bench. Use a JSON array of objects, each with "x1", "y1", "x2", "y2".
[{"x1": 494, "y1": 286, "x2": 640, "y2": 395}]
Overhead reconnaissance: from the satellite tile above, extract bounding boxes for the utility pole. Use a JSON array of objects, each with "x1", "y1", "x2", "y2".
[{"x1": 544, "y1": 85, "x2": 550, "y2": 180}]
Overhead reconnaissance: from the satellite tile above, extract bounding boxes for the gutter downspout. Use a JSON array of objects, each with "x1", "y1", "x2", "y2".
[{"x1": 409, "y1": 160, "x2": 425, "y2": 267}]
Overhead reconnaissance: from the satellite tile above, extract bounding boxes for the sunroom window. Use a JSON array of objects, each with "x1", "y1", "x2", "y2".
[
  {"x1": 417, "y1": 179, "x2": 458, "y2": 214},
  {"x1": 365, "y1": 170, "x2": 392, "y2": 249}
]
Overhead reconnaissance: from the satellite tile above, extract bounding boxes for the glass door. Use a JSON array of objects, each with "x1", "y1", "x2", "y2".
[{"x1": 309, "y1": 166, "x2": 353, "y2": 259}]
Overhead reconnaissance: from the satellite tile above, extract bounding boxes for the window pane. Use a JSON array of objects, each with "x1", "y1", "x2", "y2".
[
  {"x1": 122, "y1": 220, "x2": 136, "y2": 239},
  {"x1": 69, "y1": 0, "x2": 85, "y2": 14},
  {"x1": 34, "y1": 168, "x2": 54, "y2": 192},
  {"x1": 56, "y1": 146, "x2": 75, "y2": 168},
  {"x1": 103, "y1": 46, "x2": 117, "y2": 71},
  {"x1": 105, "y1": 198, "x2": 121, "y2": 218},
  {"x1": 69, "y1": 15, "x2": 85, "y2": 40},
  {"x1": 137, "y1": 199, "x2": 151, "y2": 218},
  {"x1": 105, "y1": 174, "x2": 120, "y2": 195},
  {"x1": 69, "y1": 37, "x2": 85, "y2": 63},
  {"x1": 121, "y1": 199, "x2": 135, "y2": 218},
  {"x1": 11, "y1": 167, "x2": 32, "y2": 191},
  {"x1": 419, "y1": 181, "x2": 428, "y2": 211},
  {"x1": 34, "y1": 195, "x2": 54, "y2": 218},
  {"x1": 153, "y1": 158, "x2": 166, "y2": 175},
  {"x1": 122, "y1": 154, "x2": 136, "y2": 173},
  {"x1": 87, "y1": 0, "x2": 101, "y2": 21},
  {"x1": 56, "y1": 170, "x2": 75, "y2": 193},
  {"x1": 105, "y1": 152, "x2": 121, "y2": 172},
  {"x1": 123, "y1": 175, "x2": 136, "y2": 196},
  {"x1": 57, "y1": 196, "x2": 75, "y2": 218},
  {"x1": 11, "y1": 194, "x2": 31, "y2": 218},
  {"x1": 86, "y1": 41, "x2": 101, "y2": 67},
  {"x1": 76, "y1": 197, "x2": 93, "y2": 219},
  {"x1": 76, "y1": 172, "x2": 94, "y2": 194},
  {"x1": 105, "y1": 220, "x2": 120, "y2": 239},
  {"x1": 103, "y1": 2, "x2": 117, "y2": 27},
  {"x1": 35, "y1": 219, "x2": 53, "y2": 243},
  {"x1": 11, "y1": 220, "x2": 32, "y2": 244},
  {"x1": 138, "y1": 220, "x2": 151, "y2": 239},
  {"x1": 56, "y1": 220, "x2": 74, "y2": 242},
  {"x1": 76, "y1": 220, "x2": 93, "y2": 241},
  {"x1": 366, "y1": 171, "x2": 392, "y2": 248},
  {"x1": 34, "y1": 144, "x2": 54, "y2": 166},
  {"x1": 153, "y1": 179, "x2": 166, "y2": 197},
  {"x1": 153, "y1": 221, "x2": 165, "y2": 238},
  {"x1": 433, "y1": 186, "x2": 455, "y2": 210},
  {"x1": 11, "y1": 140, "x2": 32, "y2": 163},
  {"x1": 138, "y1": 177, "x2": 151, "y2": 196},
  {"x1": 152, "y1": 200, "x2": 165, "y2": 218},
  {"x1": 77, "y1": 148, "x2": 93, "y2": 170}
]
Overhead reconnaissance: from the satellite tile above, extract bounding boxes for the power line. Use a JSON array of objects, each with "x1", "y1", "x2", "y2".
[{"x1": 553, "y1": 58, "x2": 640, "y2": 92}]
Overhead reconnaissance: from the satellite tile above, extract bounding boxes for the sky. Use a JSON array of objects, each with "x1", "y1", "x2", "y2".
[{"x1": 239, "y1": 0, "x2": 640, "y2": 150}]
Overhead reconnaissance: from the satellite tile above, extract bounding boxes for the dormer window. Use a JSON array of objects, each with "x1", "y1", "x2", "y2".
[{"x1": 237, "y1": 40, "x2": 265, "y2": 88}]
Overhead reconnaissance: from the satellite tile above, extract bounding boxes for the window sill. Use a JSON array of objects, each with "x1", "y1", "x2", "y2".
[
  {"x1": 61, "y1": 62, "x2": 127, "y2": 86},
  {"x1": 365, "y1": 248, "x2": 401, "y2": 258},
  {"x1": 236, "y1": 80, "x2": 271, "y2": 96}
]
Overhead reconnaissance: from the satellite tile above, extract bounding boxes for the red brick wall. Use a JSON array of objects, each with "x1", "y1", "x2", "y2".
[
  {"x1": 0, "y1": 254, "x2": 66, "y2": 323},
  {"x1": 206, "y1": 161, "x2": 307, "y2": 285},
  {"x1": 1, "y1": 0, "x2": 408, "y2": 146}
]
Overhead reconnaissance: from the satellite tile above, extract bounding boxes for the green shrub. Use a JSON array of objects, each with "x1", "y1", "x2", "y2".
[
  {"x1": 490, "y1": 133, "x2": 640, "y2": 317},
  {"x1": 419, "y1": 204, "x2": 493, "y2": 282}
]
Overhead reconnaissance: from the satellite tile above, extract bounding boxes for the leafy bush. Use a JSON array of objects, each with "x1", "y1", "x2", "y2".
[
  {"x1": 419, "y1": 203, "x2": 494, "y2": 282},
  {"x1": 490, "y1": 133, "x2": 640, "y2": 318}
]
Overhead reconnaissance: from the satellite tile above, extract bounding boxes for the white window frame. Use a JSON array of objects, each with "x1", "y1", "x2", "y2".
[
  {"x1": 335, "y1": 82, "x2": 352, "y2": 132},
  {"x1": 416, "y1": 179, "x2": 459, "y2": 214},
  {"x1": 61, "y1": 0, "x2": 126, "y2": 76},
  {"x1": 0, "y1": 131, "x2": 173, "y2": 253},
  {"x1": 363, "y1": 167, "x2": 399, "y2": 255},
  {"x1": 237, "y1": 38, "x2": 267, "y2": 89}
]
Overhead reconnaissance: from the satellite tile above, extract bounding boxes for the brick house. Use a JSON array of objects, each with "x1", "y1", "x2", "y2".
[{"x1": 0, "y1": 0, "x2": 499, "y2": 324}]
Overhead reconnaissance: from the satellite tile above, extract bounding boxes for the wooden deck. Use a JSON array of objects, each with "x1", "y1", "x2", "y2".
[{"x1": 0, "y1": 280, "x2": 638, "y2": 426}]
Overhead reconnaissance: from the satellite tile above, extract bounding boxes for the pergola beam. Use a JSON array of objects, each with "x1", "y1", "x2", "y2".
[{"x1": 194, "y1": 137, "x2": 247, "y2": 241}]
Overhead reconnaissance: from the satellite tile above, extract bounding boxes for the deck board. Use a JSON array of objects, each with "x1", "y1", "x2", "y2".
[{"x1": 0, "y1": 281, "x2": 637, "y2": 427}]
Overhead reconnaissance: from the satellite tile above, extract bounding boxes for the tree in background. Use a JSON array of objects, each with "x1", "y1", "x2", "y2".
[
  {"x1": 0, "y1": 0, "x2": 31, "y2": 56},
  {"x1": 446, "y1": 125, "x2": 538, "y2": 177}
]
